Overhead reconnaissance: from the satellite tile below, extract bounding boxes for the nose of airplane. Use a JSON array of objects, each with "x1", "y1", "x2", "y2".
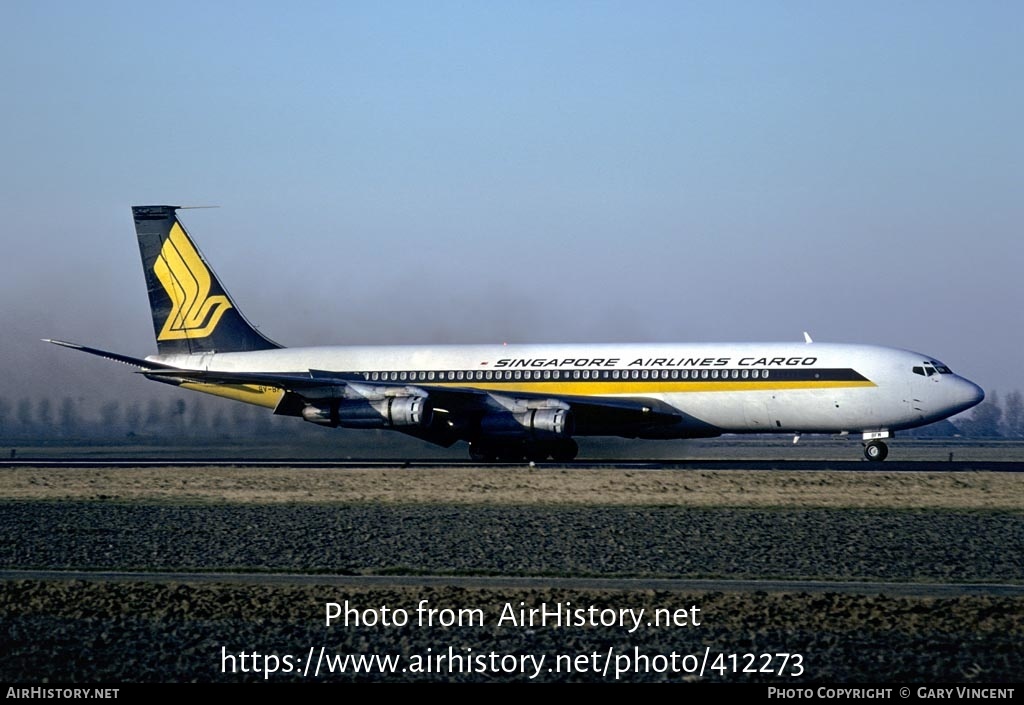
[{"x1": 955, "y1": 377, "x2": 985, "y2": 413}]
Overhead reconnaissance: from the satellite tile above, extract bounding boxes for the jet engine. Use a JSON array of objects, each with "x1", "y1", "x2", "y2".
[
  {"x1": 479, "y1": 407, "x2": 574, "y2": 440},
  {"x1": 301, "y1": 396, "x2": 432, "y2": 429}
]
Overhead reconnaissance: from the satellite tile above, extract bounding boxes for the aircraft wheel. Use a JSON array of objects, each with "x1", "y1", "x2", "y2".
[
  {"x1": 864, "y1": 440, "x2": 888, "y2": 462},
  {"x1": 550, "y1": 439, "x2": 579, "y2": 462}
]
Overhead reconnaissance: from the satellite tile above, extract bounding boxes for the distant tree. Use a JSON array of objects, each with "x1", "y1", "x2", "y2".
[
  {"x1": 123, "y1": 401, "x2": 142, "y2": 436},
  {"x1": 1003, "y1": 390, "x2": 1023, "y2": 438},
  {"x1": 167, "y1": 398, "x2": 186, "y2": 437},
  {"x1": 187, "y1": 398, "x2": 209, "y2": 437},
  {"x1": 959, "y1": 390, "x2": 1003, "y2": 437},
  {"x1": 36, "y1": 398, "x2": 53, "y2": 432},
  {"x1": 231, "y1": 403, "x2": 253, "y2": 431},
  {"x1": 59, "y1": 397, "x2": 81, "y2": 434},
  {"x1": 99, "y1": 401, "x2": 122, "y2": 437},
  {"x1": 143, "y1": 398, "x2": 164, "y2": 434},
  {"x1": 252, "y1": 403, "x2": 273, "y2": 434},
  {"x1": 0, "y1": 397, "x2": 10, "y2": 434},
  {"x1": 59, "y1": 397, "x2": 80, "y2": 437},
  {"x1": 17, "y1": 398, "x2": 34, "y2": 432},
  {"x1": 210, "y1": 407, "x2": 229, "y2": 436}
]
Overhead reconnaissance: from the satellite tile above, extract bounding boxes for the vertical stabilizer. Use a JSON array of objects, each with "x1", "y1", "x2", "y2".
[{"x1": 132, "y1": 205, "x2": 282, "y2": 354}]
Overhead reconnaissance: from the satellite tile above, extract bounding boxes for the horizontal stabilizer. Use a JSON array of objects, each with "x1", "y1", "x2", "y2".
[{"x1": 42, "y1": 339, "x2": 172, "y2": 370}]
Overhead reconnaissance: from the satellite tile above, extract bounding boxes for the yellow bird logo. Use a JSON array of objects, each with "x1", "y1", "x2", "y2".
[{"x1": 155, "y1": 223, "x2": 232, "y2": 340}]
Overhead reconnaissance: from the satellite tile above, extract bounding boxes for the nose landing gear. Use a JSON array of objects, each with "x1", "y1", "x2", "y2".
[{"x1": 864, "y1": 440, "x2": 889, "y2": 462}]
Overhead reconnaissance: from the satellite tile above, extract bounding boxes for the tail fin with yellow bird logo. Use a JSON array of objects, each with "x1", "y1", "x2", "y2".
[{"x1": 132, "y1": 205, "x2": 281, "y2": 355}]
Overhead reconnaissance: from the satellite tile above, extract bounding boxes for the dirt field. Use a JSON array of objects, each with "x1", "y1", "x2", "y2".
[{"x1": 3, "y1": 465, "x2": 1024, "y2": 509}]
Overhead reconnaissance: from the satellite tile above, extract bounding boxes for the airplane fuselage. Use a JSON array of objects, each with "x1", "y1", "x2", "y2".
[{"x1": 149, "y1": 340, "x2": 984, "y2": 440}]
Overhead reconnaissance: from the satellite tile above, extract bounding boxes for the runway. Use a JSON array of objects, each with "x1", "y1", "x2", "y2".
[{"x1": 3, "y1": 457, "x2": 1024, "y2": 471}]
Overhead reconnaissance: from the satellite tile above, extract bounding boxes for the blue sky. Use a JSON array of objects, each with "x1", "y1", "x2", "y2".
[{"x1": 1, "y1": 1, "x2": 1021, "y2": 410}]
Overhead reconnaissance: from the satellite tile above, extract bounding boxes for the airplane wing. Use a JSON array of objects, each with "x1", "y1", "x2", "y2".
[{"x1": 139, "y1": 366, "x2": 695, "y2": 446}]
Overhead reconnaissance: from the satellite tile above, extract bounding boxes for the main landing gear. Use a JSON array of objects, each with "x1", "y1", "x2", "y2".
[
  {"x1": 468, "y1": 438, "x2": 579, "y2": 462},
  {"x1": 863, "y1": 440, "x2": 889, "y2": 462}
]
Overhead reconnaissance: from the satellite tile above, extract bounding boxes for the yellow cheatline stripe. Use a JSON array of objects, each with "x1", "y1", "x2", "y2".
[{"x1": 181, "y1": 382, "x2": 284, "y2": 408}]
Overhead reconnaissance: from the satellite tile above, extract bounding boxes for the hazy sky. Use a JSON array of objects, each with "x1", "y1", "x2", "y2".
[{"x1": 1, "y1": 1, "x2": 1021, "y2": 412}]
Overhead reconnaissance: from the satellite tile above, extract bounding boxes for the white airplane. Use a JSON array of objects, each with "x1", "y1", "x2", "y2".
[{"x1": 47, "y1": 205, "x2": 985, "y2": 462}]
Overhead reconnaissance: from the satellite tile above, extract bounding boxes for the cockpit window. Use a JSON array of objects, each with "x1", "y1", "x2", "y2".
[
  {"x1": 924, "y1": 366, "x2": 936, "y2": 376},
  {"x1": 930, "y1": 361, "x2": 952, "y2": 374},
  {"x1": 913, "y1": 366, "x2": 924, "y2": 376}
]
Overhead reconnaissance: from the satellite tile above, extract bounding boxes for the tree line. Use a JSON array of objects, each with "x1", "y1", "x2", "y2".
[
  {"x1": 954, "y1": 389, "x2": 1023, "y2": 438},
  {"x1": 0, "y1": 394, "x2": 314, "y2": 442}
]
